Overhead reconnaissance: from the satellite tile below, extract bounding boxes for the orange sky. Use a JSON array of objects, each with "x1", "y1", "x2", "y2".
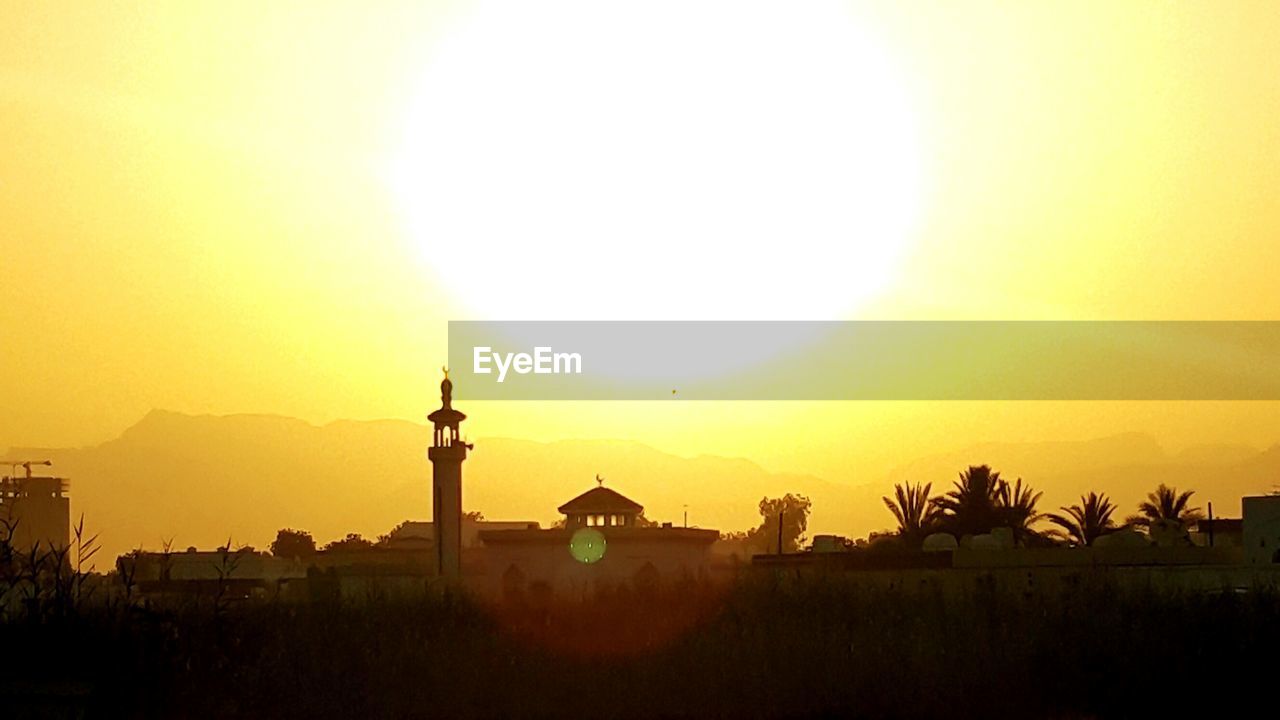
[{"x1": 4, "y1": 1, "x2": 1280, "y2": 488}]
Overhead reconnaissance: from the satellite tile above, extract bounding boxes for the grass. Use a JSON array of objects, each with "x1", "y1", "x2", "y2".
[{"x1": 0, "y1": 568, "x2": 1274, "y2": 718}]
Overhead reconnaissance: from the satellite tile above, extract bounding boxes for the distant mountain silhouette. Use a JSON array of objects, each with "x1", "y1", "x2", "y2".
[
  {"x1": 3, "y1": 410, "x2": 845, "y2": 564},
  {"x1": 6, "y1": 411, "x2": 1279, "y2": 565}
]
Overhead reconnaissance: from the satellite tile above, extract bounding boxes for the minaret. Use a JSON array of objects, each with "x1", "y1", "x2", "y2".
[{"x1": 428, "y1": 368, "x2": 469, "y2": 580}]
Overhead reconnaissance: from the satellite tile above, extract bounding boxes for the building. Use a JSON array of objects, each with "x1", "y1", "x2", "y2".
[
  {"x1": 1, "y1": 462, "x2": 70, "y2": 554},
  {"x1": 121, "y1": 542, "x2": 431, "y2": 603},
  {"x1": 428, "y1": 370, "x2": 469, "y2": 579},
  {"x1": 123, "y1": 377, "x2": 717, "y2": 602},
  {"x1": 419, "y1": 375, "x2": 720, "y2": 598},
  {"x1": 379, "y1": 518, "x2": 540, "y2": 579},
  {"x1": 1190, "y1": 517, "x2": 1244, "y2": 548},
  {"x1": 559, "y1": 480, "x2": 644, "y2": 530},
  {"x1": 380, "y1": 518, "x2": 542, "y2": 551},
  {"x1": 1243, "y1": 495, "x2": 1280, "y2": 565},
  {"x1": 118, "y1": 547, "x2": 307, "y2": 600},
  {"x1": 477, "y1": 480, "x2": 719, "y2": 599}
]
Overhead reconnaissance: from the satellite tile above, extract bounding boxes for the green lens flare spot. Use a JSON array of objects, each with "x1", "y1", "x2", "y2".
[{"x1": 569, "y1": 528, "x2": 606, "y2": 564}]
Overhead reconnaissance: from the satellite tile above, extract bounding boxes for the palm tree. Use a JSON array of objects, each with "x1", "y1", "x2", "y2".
[
  {"x1": 882, "y1": 481, "x2": 939, "y2": 546},
  {"x1": 930, "y1": 465, "x2": 1004, "y2": 537},
  {"x1": 1047, "y1": 492, "x2": 1118, "y2": 546},
  {"x1": 997, "y1": 477, "x2": 1046, "y2": 545},
  {"x1": 1127, "y1": 484, "x2": 1204, "y2": 528}
]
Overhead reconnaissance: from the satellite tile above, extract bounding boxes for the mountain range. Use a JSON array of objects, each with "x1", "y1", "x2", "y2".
[{"x1": 6, "y1": 410, "x2": 1279, "y2": 564}]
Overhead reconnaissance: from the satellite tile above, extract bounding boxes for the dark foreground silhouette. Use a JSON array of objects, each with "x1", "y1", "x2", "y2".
[{"x1": 1, "y1": 573, "x2": 1273, "y2": 718}]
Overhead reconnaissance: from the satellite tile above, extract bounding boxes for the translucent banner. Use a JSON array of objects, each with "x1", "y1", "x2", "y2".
[{"x1": 446, "y1": 321, "x2": 1280, "y2": 400}]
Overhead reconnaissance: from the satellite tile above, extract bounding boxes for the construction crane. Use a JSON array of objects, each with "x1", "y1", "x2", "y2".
[{"x1": 1, "y1": 460, "x2": 52, "y2": 480}]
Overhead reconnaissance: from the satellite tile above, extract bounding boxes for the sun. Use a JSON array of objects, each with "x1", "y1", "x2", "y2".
[{"x1": 390, "y1": 0, "x2": 925, "y2": 320}]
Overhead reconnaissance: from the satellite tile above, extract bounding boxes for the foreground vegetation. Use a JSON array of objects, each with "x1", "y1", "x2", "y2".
[{"x1": 1, "y1": 570, "x2": 1273, "y2": 718}]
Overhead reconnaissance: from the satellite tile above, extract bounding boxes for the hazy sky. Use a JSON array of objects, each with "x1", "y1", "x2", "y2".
[{"x1": 4, "y1": 1, "x2": 1280, "y2": 484}]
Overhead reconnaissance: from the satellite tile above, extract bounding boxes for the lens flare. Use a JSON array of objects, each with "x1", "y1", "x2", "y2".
[{"x1": 568, "y1": 527, "x2": 607, "y2": 563}]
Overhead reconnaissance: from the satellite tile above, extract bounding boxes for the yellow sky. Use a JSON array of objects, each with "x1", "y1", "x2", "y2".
[{"x1": 4, "y1": 1, "x2": 1280, "y2": 486}]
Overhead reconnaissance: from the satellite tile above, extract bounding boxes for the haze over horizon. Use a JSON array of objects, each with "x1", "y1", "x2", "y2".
[
  {"x1": 7, "y1": 406, "x2": 1280, "y2": 564},
  {"x1": 5, "y1": 0, "x2": 1280, "y2": 558}
]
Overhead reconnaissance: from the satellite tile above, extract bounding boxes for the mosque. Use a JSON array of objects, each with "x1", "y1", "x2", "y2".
[{"x1": 427, "y1": 372, "x2": 719, "y2": 598}]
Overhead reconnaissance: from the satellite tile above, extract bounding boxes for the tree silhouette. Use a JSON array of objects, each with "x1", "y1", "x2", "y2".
[
  {"x1": 930, "y1": 465, "x2": 1004, "y2": 537},
  {"x1": 376, "y1": 521, "x2": 409, "y2": 546},
  {"x1": 1127, "y1": 484, "x2": 1204, "y2": 528},
  {"x1": 633, "y1": 512, "x2": 659, "y2": 528},
  {"x1": 269, "y1": 528, "x2": 316, "y2": 559},
  {"x1": 882, "y1": 481, "x2": 939, "y2": 547},
  {"x1": 751, "y1": 494, "x2": 812, "y2": 553},
  {"x1": 930, "y1": 465, "x2": 1046, "y2": 543},
  {"x1": 997, "y1": 477, "x2": 1046, "y2": 545},
  {"x1": 322, "y1": 533, "x2": 374, "y2": 552},
  {"x1": 1046, "y1": 492, "x2": 1118, "y2": 546}
]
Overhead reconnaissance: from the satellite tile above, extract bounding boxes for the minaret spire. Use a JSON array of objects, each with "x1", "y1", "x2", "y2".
[
  {"x1": 440, "y1": 366, "x2": 453, "y2": 409},
  {"x1": 428, "y1": 368, "x2": 468, "y2": 580}
]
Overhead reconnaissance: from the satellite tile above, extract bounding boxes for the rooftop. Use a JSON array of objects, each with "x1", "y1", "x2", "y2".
[
  {"x1": 478, "y1": 526, "x2": 718, "y2": 545},
  {"x1": 557, "y1": 486, "x2": 644, "y2": 515}
]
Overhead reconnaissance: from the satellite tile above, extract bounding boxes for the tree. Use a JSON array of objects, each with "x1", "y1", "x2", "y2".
[
  {"x1": 269, "y1": 529, "x2": 316, "y2": 559},
  {"x1": 463, "y1": 510, "x2": 486, "y2": 522},
  {"x1": 1046, "y1": 492, "x2": 1118, "y2": 547},
  {"x1": 323, "y1": 533, "x2": 374, "y2": 552},
  {"x1": 376, "y1": 521, "x2": 409, "y2": 546},
  {"x1": 930, "y1": 465, "x2": 1004, "y2": 537},
  {"x1": 930, "y1": 466, "x2": 1047, "y2": 543},
  {"x1": 997, "y1": 477, "x2": 1046, "y2": 545},
  {"x1": 882, "y1": 481, "x2": 939, "y2": 547},
  {"x1": 750, "y1": 494, "x2": 812, "y2": 553},
  {"x1": 1127, "y1": 484, "x2": 1204, "y2": 529}
]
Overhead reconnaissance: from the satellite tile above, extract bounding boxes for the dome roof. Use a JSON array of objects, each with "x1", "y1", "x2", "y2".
[{"x1": 557, "y1": 486, "x2": 643, "y2": 516}]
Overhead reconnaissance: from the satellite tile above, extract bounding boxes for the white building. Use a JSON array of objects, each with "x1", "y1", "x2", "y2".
[{"x1": 1242, "y1": 495, "x2": 1280, "y2": 565}]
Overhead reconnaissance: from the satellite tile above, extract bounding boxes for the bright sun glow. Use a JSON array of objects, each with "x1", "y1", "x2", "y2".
[{"x1": 391, "y1": 0, "x2": 924, "y2": 320}]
